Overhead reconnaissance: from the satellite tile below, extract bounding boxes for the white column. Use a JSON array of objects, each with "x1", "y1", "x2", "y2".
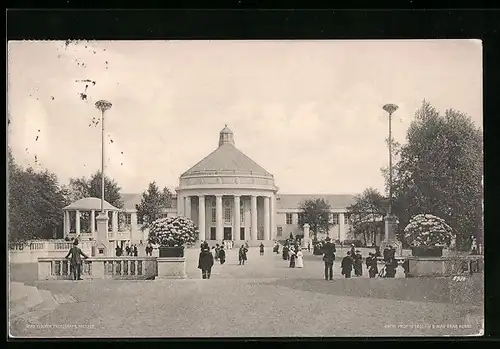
[
  {"x1": 64, "y1": 211, "x2": 70, "y2": 235},
  {"x1": 90, "y1": 210, "x2": 96, "y2": 235},
  {"x1": 176, "y1": 194, "x2": 184, "y2": 216},
  {"x1": 244, "y1": 198, "x2": 251, "y2": 241},
  {"x1": 75, "y1": 210, "x2": 81, "y2": 235},
  {"x1": 112, "y1": 211, "x2": 118, "y2": 232},
  {"x1": 216, "y1": 195, "x2": 223, "y2": 242},
  {"x1": 263, "y1": 196, "x2": 270, "y2": 241},
  {"x1": 185, "y1": 196, "x2": 192, "y2": 220},
  {"x1": 270, "y1": 194, "x2": 276, "y2": 241},
  {"x1": 251, "y1": 195, "x2": 258, "y2": 241},
  {"x1": 339, "y1": 212, "x2": 345, "y2": 242},
  {"x1": 198, "y1": 196, "x2": 206, "y2": 242},
  {"x1": 234, "y1": 195, "x2": 241, "y2": 242}
]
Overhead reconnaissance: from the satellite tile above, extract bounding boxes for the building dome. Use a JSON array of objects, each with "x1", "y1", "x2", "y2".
[{"x1": 179, "y1": 126, "x2": 275, "y2": 190}]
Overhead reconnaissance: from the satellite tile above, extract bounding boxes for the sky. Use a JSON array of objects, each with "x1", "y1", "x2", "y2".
[{"x1": 7, "y1": 40, "x2": 482, "y2": 196}]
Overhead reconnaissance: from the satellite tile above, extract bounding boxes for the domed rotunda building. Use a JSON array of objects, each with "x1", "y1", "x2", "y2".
[{"x1": 176, "y1": 125, "x2": 278, "y2": 245}]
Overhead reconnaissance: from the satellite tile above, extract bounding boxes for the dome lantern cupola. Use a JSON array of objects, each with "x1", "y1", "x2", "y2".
[{"x1": 218, "y1": 124, "x2": 235, "y2": 147}]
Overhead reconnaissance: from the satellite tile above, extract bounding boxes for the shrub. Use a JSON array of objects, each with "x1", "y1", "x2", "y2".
[
  {"x1": 403, "y1": 214, "x2": 454, "y2": 247},
  {"x1": 147, "y1": 216, "x2": 199, "y2": 247}
]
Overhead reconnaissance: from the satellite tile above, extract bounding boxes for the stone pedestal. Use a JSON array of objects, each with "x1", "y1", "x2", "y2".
[
  {"x1": 156, "y1": 257, "x2": 187, "y2": 279},
  {"x1": 95, "y1": 212, "x2": 109, "y2": 256},
  {"x1": 381, "y1": 214, "x2": 398, "y2": 250},
  {"x1": 302, "y1": 223, "x2": 311, "y2": 249}
]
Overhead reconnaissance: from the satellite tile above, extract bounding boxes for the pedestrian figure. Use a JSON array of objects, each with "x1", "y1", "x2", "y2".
[
  {"x1": 282, "y1": 245, "x2": 289, "y2": 260},
  {"x1": 65, "y1": 239, "x2": 89, "y2": 281},
  {"x1": 307, "y1": 242, "x2": 311, "y2": 253},
  {"x1": 198, "y1": 245, "x2": 214, "y2": 279},
  {"x1": 289, "y1": 249, "x2": 296, "y2": 268},
  {"x1": 273, "y1": 241, "x2": 279, "y2": 254},
  {"x1": 219, "y1": 246, "x2": 226, "y2": 265},
  {"x1": 245, "y1": 241, "x2": 249, "y2": 250},
  {"x1": 125, "y1": 245, "x2": 131, "y2": 256},
  {"x1": 133, "y1": 244, "x2": 138, "y2": 257},
  {"x1": 296, "y1": 249, "x2": 304, "y2": 268},
  {"x1": 115, "y1": 245, "x2": 122, "y2": 257},
  {"x1": 215, "y1": 244, "x2": 220, "y2": 261},
  {"x1": 145, "y1": 242, "x2": 153, "y2": 256},
  {"x1": 350, "y1": 244, "x2": 356, "y2": 258},
  {"x1": 341, "y1": 251, "x2": 354, "y2": 279},
  {"x1": 259, "y1": 243, "x2": 264, "y2": 256},
  {"x1": 238, "y1": 245, "x2": 248, "y2": 265},
  {"x1": 322, "y1": 237, "x2": 336, "y2": 280},
  {"x1": 366, "y1": 252, "x2": 378, "y2": 278},
  {"x1": 384, "y1": 245, "x2": 397, "y2": 278},
  {"x1": 354, "y1": 250, "x2": 363, "y2": 276}
]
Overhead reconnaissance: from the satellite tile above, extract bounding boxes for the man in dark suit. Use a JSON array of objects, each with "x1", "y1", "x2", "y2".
[
  {"x1": 65, "y1": 239, "x2": 89, "y2": 281},
  {"x1": 322, "y1": 237, "x2": 336, "y2": 280}
]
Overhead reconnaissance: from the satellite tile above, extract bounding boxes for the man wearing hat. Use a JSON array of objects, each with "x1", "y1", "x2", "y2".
[
  {"x1": 353, "y1": 250, "x2": 363, "y2": 276},
  {"x1": 65, "y1": 239, "x2": 89, "y2": 281},
  {"x1": 322, "y1": 237, "x2": 336, "y2": 280},
  {"x1": 198, "y1": 244, "x2": 215, "y2": 279}
]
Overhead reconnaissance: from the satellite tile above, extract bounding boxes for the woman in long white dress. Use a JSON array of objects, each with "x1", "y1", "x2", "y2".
[{"x1": 296, "y1": 249, "x2": 304, "y2": 268}]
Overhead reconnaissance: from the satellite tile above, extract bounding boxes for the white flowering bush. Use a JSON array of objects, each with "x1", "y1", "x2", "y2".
[
  {"x1": 147, "y1": 216, "x2": 199, "y2": 247},
  {"x1": 403, "y1": 214, "x2": 455, "y2": 247}
]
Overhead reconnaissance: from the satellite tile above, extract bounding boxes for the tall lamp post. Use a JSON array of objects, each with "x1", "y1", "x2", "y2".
[
  {"x1": 94, "y1": 100, "x2": 112, "y2": 256},
  {"x1": 382, "y1": 103, "x2": 398, "y2": 246}
]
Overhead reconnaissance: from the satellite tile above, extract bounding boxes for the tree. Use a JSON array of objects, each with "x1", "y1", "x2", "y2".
[
  {"x1": 347, "y1": 188, "x2": 387, "y2": 246},
  {"x1": 136, "y1": 182, "x2": 174, "y2": 231},
  {"x1": 8, "y1": 148, "x2": 68, "y2": 245},
  {"x1": 65, "y1": 171, "x2": 124, "y2": 209},
  {"x1": 298, "y1": 198, "x2": 333, "y2": 241},
  {"x1": 389, "y1": 101, "x2": 483, "y2": 250}
]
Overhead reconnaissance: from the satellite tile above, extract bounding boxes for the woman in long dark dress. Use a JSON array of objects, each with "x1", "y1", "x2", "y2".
[
  {"x1": 282, "y1": 245, "x2": 289, "y2": 260},
  {"x1": 238, "y1": 246, "x2": 248, "y2": 265},
  {"x1": 289, "y1": 248, "x2": 296, "y2": 268},
  {"x1": 341, "y1": 251, "x2": 354, "y2": 278},
  {"x1": 219, "y1": 246, "x2": 226, "y2": 265},
  {"x1": 198, "y1": 246, "x2": 214, "y2": 279},
  {"x1": 353, "y1": 251, "x2": 363, "y2": 276}
]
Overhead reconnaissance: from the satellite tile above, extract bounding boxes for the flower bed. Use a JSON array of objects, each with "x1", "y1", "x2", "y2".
[{"x1": 403, "y1": 214, "x2": 455, "y2": 257}]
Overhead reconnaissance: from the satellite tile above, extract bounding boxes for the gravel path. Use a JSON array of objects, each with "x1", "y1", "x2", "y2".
[{"x1": 9, "y1": 248, "x2": 483, "y2": 337}]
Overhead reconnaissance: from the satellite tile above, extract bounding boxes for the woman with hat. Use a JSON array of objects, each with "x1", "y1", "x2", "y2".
[
  {"x1": 198, "y1": 244, "x2": 215, "y2": 279},
  {"x1": 353, "y1": 250, "x2": 363, "y2": 276},
  {"x1": 65, "y1": 239, "x2": 89, "y2": 281}
]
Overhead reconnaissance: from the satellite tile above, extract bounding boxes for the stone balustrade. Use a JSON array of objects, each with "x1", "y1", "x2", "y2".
[{"x1": 38, "y1": 257, "x2": 158, "y2": 280}]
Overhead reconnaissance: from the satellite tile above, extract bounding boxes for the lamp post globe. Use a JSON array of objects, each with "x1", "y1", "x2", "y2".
[{"x1": 383, "y1": 104, "x2": 398, "y2": 115}]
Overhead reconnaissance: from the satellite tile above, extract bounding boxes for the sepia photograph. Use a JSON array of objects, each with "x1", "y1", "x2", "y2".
[{"x1": 7, "y1": 39, "x2": 483, "y2": 337}]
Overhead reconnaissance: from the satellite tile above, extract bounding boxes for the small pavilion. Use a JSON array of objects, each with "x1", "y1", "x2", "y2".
[{"x1": 63, "y1": 198, "x2": 120, "y2": 239}]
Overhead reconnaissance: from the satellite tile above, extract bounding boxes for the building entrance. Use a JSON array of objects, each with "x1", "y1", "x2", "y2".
[{"x1": 224, "y1": 227, "x2": 232, "y2": 241}]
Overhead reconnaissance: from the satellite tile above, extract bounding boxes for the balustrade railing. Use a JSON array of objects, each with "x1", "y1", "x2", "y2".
[{"x1": 38, "y1": 256, "x2": 157, "y2": 280}]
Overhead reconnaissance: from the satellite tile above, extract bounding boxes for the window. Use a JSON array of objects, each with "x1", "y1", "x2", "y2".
[
  {"x1": 298, "y1": 213, "x2": 305, "y2": 225},
  {"x1": 344, "y1": 214, "x2": 349, "y2": 224},
  {"x1": 331, "y1": 213, "x2": 339, "y2": 225},
  {"x1": 137, "y1": 215, "x2": 144, "y2": 225},
  {"x1": 286, "y1": 213, "x2": 293, "y2": 225},
  {"x1": 240, "y1": 206, "x2": 245, "y2": 223},
  {"x1": 211, "y1": 207, "x2": 216, "y2": 223},
  {"x1": 224, "y1": 207, "x2": 231, "y2": 223},
  {"x1": 124, "y1": 213, "x2": 131, "y2": 225},
  {"x1": 277, "y1": 226, "x2": 283, "y2": 237}
]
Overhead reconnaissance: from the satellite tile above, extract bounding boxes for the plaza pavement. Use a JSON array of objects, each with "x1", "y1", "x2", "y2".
[{"x1": 9, "y1": 247, "x2": 483, "y2": 338}]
